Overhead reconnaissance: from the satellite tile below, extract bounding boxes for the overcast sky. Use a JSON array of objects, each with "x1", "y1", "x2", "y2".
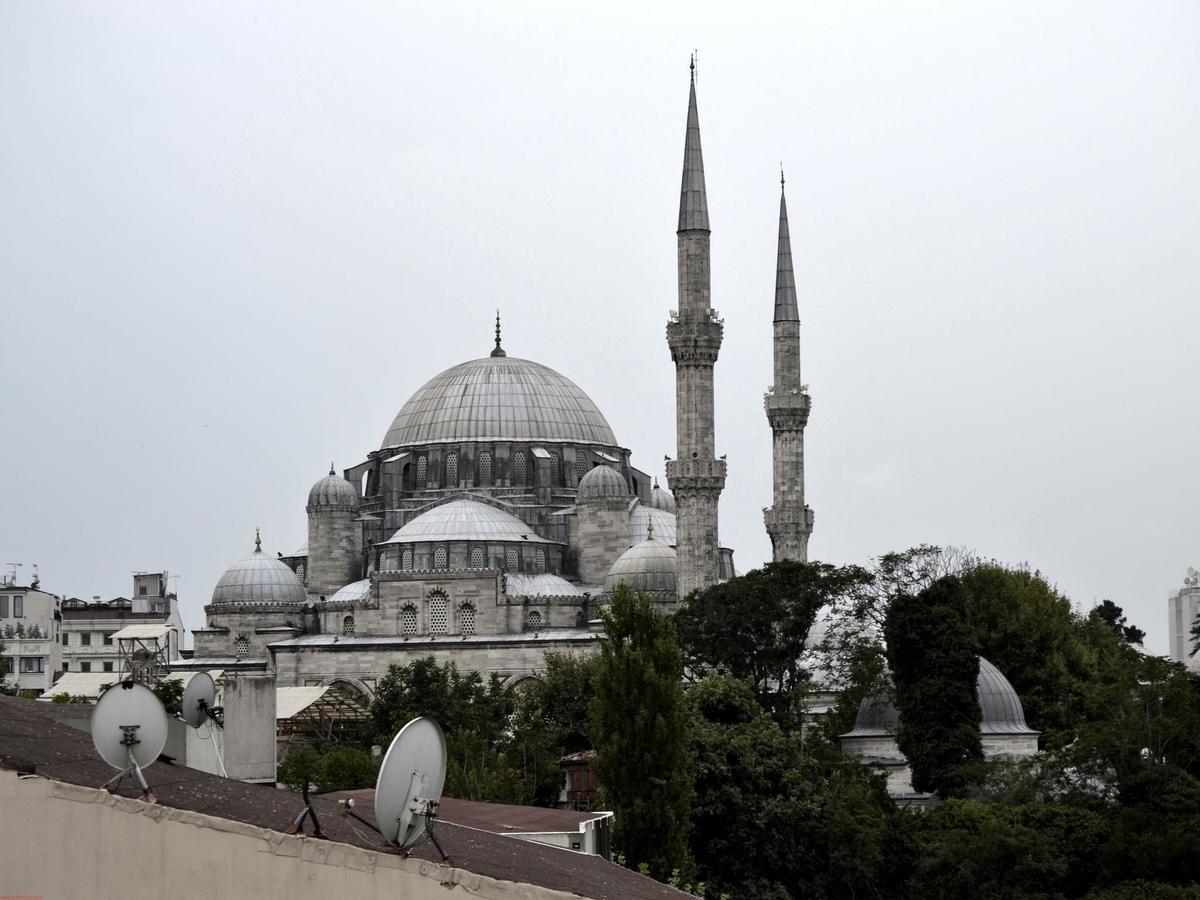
[{"x1": 2, "y1": 2, "x2": 1197, "y2": 652}]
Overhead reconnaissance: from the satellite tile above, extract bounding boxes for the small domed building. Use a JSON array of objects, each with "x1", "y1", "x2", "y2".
[{"x1": 840, "y1": 657, "x2": 1039, "y2": 800}]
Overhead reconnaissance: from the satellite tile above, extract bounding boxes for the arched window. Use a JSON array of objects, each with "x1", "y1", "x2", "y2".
[
  {"x1": 433, "y1": 546, "x2": 448, "y2": 569},
  {"x1": 459, "y1": 603, "x2": 476, "y2": 636},
  {"x1": 428, "y1": 591, "x2": 449, "y2": 634},
  {"x1": 470, "y1": 546, "x2": 485, "y2": 568},
  {"x1": 512, "y1": 450, "x2": 527, "y2": 484},
  {"x1": 575, "y1": 450, "x2": 586, "y2": 480},
  {"x1": 446, "y1": 452, "x2": 458, "y2": 486},
  {"x1": 505, "y1": 547, "x2": 519, "y2": 571},
  {"x1": 235, "y1": 635, "x2": 250, "y2": 658},
  {"x1": 400, "y1": 605, "x2": 417, "y2": 636},
  {"x1": 527, "y1": 610, "x2": 542, "y2": 630},
  {"x1": 479, "y1": 450, "x2": 493, "y2": 486},
  {"x1": 342, "y1": 615, "x2": 355, "y2": 636},
  {"x1": 416, "y1": 456, "x2": 427, "y2": 484},
  {"x1": 535, "y1": 548, "x2": 546, "y2": 572},
  {"x1": 550, "y1": 451, "x2": 561, "y2": 485},
  {"x1": 401, "y1": 547, "x2": 413, "y2": 571}
]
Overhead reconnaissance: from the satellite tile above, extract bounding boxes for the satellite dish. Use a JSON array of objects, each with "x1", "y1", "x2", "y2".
[
  {"x1": 91, "y1": 680, "x2": 168, "y2": 803},
  {"x1": 180, "y1": 672, "x2": 221, "y2": 729},
  {"x1": 373, "y1": 717, "x2": 447, "y2": 850}
]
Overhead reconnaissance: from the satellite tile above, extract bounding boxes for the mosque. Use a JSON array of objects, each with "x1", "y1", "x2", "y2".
[{"x1": 184, "y1": 63, "x2": 815, "y2": 703}]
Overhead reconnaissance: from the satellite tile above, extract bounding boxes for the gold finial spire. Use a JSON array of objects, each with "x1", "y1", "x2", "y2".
[
  {"x1": 490, "y1": 309, "x2": 506, "y2": 358},
  {"x1": 254, "y1": 528, "x2": 262, "y2": 553}
]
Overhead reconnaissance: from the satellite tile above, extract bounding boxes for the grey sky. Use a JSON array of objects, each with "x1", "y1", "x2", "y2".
[{"x1": 2, "y1": 2, "x2": 1197, "y2": 652}]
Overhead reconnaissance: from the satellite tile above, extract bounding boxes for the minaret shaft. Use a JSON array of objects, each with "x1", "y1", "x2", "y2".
[
  {"x1": 667, "y1": 66, "x2": 725, "y2": 599},
  {"x1": 764, "y1": 183, "x2": 814, "y2": 562}
]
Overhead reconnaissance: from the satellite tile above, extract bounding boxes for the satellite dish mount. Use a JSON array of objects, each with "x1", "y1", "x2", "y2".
[{"x1": 91, "y1": 680, "x2": 169, "y2": 804}]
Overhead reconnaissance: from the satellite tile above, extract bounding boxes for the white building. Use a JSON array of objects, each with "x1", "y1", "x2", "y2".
[
  {"x1": 0, "y1": 581, "x2": 62, "y2": 695},
  {"x1": 61, "y1": 571, "x2": 182, "y2": 676},
  {"x1": 1167, "y1": 569, "x2": 1200, "y2": 669}
]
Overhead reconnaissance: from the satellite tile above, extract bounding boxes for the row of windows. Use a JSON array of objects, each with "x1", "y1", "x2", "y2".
[
  {"x1": 60, "y1": 660, "x2": 115, "y2": 674},
  {"x1": 340, "y1": 603, "x2": 543, "y2": 636},
  {"x1": 408, "y1": 449, "x2": 591, "y2": 489},
  {"x1": 399, "y1": 546, "x2": 547, "y2": 572},
  {"x1": 0, "y1": 596, "x2": 24, "y2": 618},
  {"x1": 62, "y1": 632, "x2": 115, "y2": 646}
]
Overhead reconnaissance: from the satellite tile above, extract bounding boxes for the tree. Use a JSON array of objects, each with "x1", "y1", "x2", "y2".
[
  {"x1": 675, "y1": 560, "x2": 871, "y2": 720},
  {"x1": 884, "y1": 576, "x2": 983, "y2": 797},
  {"x1": 1092, "y1": 599, "x2": 1146, "y2": 646},
  {"x1": 153, "y1": 678, "x2": 184, "y2": 716},
  {"x1": 277, "y1": 744, "x2": 377, "y2": 793},
  {"x1": 590, "y1": 585, "x2": 693, "y2": 881}
]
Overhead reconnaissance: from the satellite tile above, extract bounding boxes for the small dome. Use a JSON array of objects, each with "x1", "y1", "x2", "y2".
[
  {"x1": 210, "y1": 537, "x2": 308, "y2": 610},
  {"x1": 578, "y1": 465, "x2": 629, "y2": 501},
  {"x1": 844, "y1": 657, "x2": 1037, "y2": 738},
  {"x1": 308, "y1": 465, "x2": 358, "y2": 510},
  {"x1": 629, "y1": 503, "x2": 676, "y2": 545},
  {"x1": 381, "y1": 498, "x2": 556, "y2": 545},
  {"x1": 604, "y1": 537, "x2": 677, "y2": 595},
  {"x1": 649, "y1": 480, "x2": 676, "y2": 514},
  {"x1": 327, "y1": 578, "x2": 371, "y2": 605}
]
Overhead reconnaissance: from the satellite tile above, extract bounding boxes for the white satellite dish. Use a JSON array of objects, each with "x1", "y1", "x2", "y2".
[
  {"x1": 91, "y1": 680, "x2": 168, "y2": 803},
  {"x1": 373, "y1": 717, "x2": 448, "y2": 851},
  {"x1": 180, "y1": 672, "x2": 222, "y2": 729}
]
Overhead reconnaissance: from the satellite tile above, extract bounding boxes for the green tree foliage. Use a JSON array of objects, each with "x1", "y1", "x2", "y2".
[
  {"x1": 277, "y1": 744, "x2": 377, "y2": 793},
  {"x1": 884, "y1": 576, "x2": 983, "y2": 796},
  {"x1": 1098, "y1": 764, "x2": 1200, "y2": 888},
  {"x1": 1191, "y1": 613, "x2": 1200, "y2": 658},
  {"x1": 152, "y1": 677, "x2": 184, "y2": 716},
  {"x1": 590, "y1": 585, "x2": 693, "y2": 881},
  {"x1": 675, "y1": 560, "x2": 871, "y2": 720},
  {"x1": 1090, "y1": 599, "x2": 1146, "y2": 646}
]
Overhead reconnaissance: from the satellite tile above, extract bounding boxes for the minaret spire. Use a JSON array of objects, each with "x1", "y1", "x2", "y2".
[
  {"x1": 666, "y1": 58, "x2": 726, "y2": 599},
  {"x1": 764, "y1": 167, "x2": 814, "y2": 562},
  {"x1": 491, "y1": 309, "x2": 506, "y2": 358}
]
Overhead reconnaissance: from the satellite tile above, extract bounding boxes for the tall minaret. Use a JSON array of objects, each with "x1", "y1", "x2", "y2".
[
  {"x1": 666, "y1": 58, "x2": 726, "y2": 599},
  {"x1": 763, "y1": 171, "x2": 814, "y2": 561}
]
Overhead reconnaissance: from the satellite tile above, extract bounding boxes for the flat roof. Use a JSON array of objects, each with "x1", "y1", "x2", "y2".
[
  {"x1": 0, "y1": 696, "x2": 690, "y2": 900},
  {"x1": 326, "y1": 789, "x2": 610, "y2": 835}
]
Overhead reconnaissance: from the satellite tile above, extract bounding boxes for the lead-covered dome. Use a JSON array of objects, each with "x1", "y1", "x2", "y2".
[
  {"x1": 210, "y1": 539, "x2": 308, "y2": 610},
  {"x1": 381, "y1": 356, "x2": 618, "y2": 449},
  {"x1": 381, "y1": 498, "x2": 556, "y2": 545},
  {"x1": 649, "y1": 480, "x2": 676, "y2": 514},
  {"x1": 578, "y1": 465, "x2": 629, "y2": 500},
  {"x1": 844, "y1": 657, "x2": 1037, "y2": 737},
  {"x1": 307, "y1": 465, "x2": 358, "y2": 510},
  {"x1": 604, "y1": 536, "x2": 677, "y2": 596}
]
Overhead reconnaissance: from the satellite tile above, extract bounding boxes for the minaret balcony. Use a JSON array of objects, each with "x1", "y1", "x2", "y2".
[
  {"x1": 763, "y1": 390, "x2": 811, "y2": 429},
  {"x1": 763, "y1": 505, "x2": 815, "y2": 531},
  {"x1": 666, "y1": 316, "x2": 724, "y2": 365},
  {"x1": 666, "y1": 457, "x2": 727, "y2": 492}
]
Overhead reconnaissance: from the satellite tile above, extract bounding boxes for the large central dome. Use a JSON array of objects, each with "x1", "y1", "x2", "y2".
[{"x1": 381, "y1": 356, "x2": 618, "y2": 449}]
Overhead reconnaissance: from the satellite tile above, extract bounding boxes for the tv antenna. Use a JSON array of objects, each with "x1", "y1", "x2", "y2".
[
  {"x1": 3, "y1": 563, "x2": 21, "y2": 586},
  {"x1": 336, "y1": 717, "x2": 450, "y2": 862},
  {"x1": 1186, "y1": 567, "x2": 1199, "y2": 589},
  {"x1": 91, "y1": 680, "x2": 168, "y2": 804}
]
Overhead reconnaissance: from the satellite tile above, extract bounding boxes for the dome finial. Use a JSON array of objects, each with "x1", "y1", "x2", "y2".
[
  {"x1": 647, "y1": 518, "x2": 655, "y2": 541},
  {"x1": 254, "y1": 527, "x2": 261, "y2": 553},
  {"x1": 781, "y1": 162, "x2": 785, "y2": 189},
  {"x1": 329, "y1": 461, "x2": 335, "y2": 476},
  {"x1": 491, "y1": 309, "x2": 507, "y2": 358}
]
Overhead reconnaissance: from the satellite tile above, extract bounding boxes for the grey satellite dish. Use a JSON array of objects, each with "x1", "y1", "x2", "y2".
[
  {"x1": 91, "y1": 680, "x2": 168, "y2": 803},
  {"x1": 373, "y1": 717, "x2": 448, "y2": 851},
  {"x1": 180, "y1": 672, "x2": 222, "y2": 729}
]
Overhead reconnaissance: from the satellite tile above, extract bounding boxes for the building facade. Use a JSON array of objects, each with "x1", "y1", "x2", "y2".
[
  {"x1": 0, "y1": 582, "x2": 62, "y2": 695},
  {"x1": 1167, "y1": 569, "x2": 1200, "y2": 669},
  {"x1": 61, "y1": 572, "x2": 183, "y2": 676}
]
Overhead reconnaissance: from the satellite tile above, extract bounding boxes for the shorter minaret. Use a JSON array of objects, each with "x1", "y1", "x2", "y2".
[{"x1": 764, "y1": 171, "x2": 814, "y2": 561}]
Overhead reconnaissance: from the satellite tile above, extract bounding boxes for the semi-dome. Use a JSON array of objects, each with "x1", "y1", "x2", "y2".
[
  {"x1": 326, "y1": 578, "x2": 371, "y2": 605},
  {"x1": 844, "y1": 657, "x2": 1037, "y2": 738},
  {"x1": 381, "y1": 498, "x2": 556, "y2": 545},
  {"x1": 210, "y1": 536, "x2": 308, "y2": 610},
  {"x1": 649, "y1": 480, "x2": 676, "y2": 514},
  {"x1": 381, "y1": 356, "x2": 618, "y2": 449},
  {"x1": 604, "y1": 536, "x2": 677, "y2": 595},
  {"x1": 578, "y1": 465, "x2": 629, "y2": 500},
  {"x1": 307, "y1": 465, "x2": 358, "y2": 510}
]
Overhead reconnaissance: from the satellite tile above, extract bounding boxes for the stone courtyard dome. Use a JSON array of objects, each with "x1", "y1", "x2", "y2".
[
  {"x1": 209, "y1": 535, "x2": 308, "y2": 610},
  {"x1": 577, "y1": 465, "x2": 629, "y2": 500},
  {"x1": 307, "y1": 465, "x2": 358, "y2": 510},
  {"x1": 604, "y1": 535, "x2": 678, "y2": 596},
  {"x1": 844, "y1": 657, "x2": 1038, "y2": 738},
  {"x1": 381, "y1": 498, "x2": 557, "y2": 545},
  {"x1": 381, "y1": 356, "x2": 618, "y2": 449}
]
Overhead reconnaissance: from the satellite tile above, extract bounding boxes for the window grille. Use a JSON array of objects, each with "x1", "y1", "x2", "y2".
[
  {"x1": 460, "y1": 604, "x2": 476, "y2": 636},
  {"x1": 446, "y1": 452, "x2": 458, "y2": 486},
  {"x1": 479, "y1": 450, "x2": 493, "y2": 485},
  {"x1": 513, "y1": 450, "x2": 527, "y2": 484},
  {"x1": 575, "y1": 450, "x2": 587, "y2": 480},
  {"x1": 235, "y1": 636, "x2": 250, "y2": 658},
  {"x1": 535, "y1": 549, "x2": 546, "y2": 572},
  {"x1": 470, "y1": 546, "x2": 485, "y2": 568},
  {"x1": 434, "y1": 546, "x2": 448, "y2": 569},
  {"x1": 505, "y1": 547, "x2": 519, "y2": 570},
  {"x1": 343, "y1": 615, "x2": 355, "y2": 636},
  {"x1": 527, "y1": 610, "x2": 542, "y2": 630},
  {"x1": 428, "y1": 591, "x2": 449, "y2": 634},
  {"x1": 550, "y1": 451, "x2": 561, "y2": 484},
  {"x1": 416, "y1": 456, "x2": 427, "y2": 484},
  {"x1": 401, "y1": 547, "x2": 414, "y2": 570},
  {"x1": 400, "y1": 605, "x2": 417, "y2": 636}
]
